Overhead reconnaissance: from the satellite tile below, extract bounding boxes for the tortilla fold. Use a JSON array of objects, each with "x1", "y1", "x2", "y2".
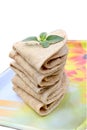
[
  {"x1": 12, "y1": 74, "x2": 66, "y2": 104},
  {"x1": 12, "y1": 30, "x2": 68, "y2": 74}
]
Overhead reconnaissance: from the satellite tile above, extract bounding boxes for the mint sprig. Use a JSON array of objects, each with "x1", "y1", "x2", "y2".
[{"x1": 23, "y1": 32, "x2": 64, "y2": 48}]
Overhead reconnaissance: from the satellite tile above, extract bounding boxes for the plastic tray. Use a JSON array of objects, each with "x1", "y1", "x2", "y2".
[{"x1": 0, "y1": 41, "x2": 86, "y2": 130}]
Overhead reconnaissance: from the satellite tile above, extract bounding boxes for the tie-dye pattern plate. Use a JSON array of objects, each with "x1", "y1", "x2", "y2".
[{"x1": 0, "y1": 41, "x2": 87, "y2": 130}]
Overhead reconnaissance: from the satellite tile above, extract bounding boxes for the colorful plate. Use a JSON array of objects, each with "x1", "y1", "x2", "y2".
[{"x1": 0, "y1": 41, "x2": 87, "y2": 130}]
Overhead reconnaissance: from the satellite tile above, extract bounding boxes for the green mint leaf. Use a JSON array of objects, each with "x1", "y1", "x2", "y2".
[
  {"x1": 39, "y1": 32, "x2": 47, "y2": 41},
  {"x1": 40, "y1": 41, "x2": 49, "y2": 48},
  {"x1": 23, "y1": 36, "x2": 38, "y2": 42},
  {"x1": 46, "y1": 35, "x2": 64, "y2": 44},
  {"x1": 22, "y1": 32, "x2": 64, "y2": 48}
]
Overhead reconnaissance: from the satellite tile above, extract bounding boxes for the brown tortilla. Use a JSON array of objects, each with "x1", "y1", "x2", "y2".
[
  {"x1": 10, "y1": 61, "x2": 63, "y2": 87},
  {"x1": 12, "y1": 73, "x2": 66, "y2": 104},
  {"x1": 13, "y1": 74, "x2": 67, "y2": 116},
  {"x1": 11, "y1": 30, "x2": 68, "y2": 74}
]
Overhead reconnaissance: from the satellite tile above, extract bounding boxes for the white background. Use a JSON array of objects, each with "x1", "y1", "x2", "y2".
[{"x1": 0, "y1": 0, "x2": 87, "y2": 129}]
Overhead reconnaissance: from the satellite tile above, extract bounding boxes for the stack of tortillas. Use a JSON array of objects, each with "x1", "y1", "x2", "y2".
[{"x1": 9, "y1": 30, "x2": 68, "y2": 116}]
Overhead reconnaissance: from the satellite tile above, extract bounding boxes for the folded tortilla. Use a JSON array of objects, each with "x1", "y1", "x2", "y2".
[
  {"x1": 9, "y1": 29, "x2": 68, "y2": 116},
  {"x1": 11, "y1": 63, "x2": 65, "y2": 94},
  {"x1": 13, "y1": 75, "x2": 67, "y2": 116},
  {"x1": 12, "y1": 30, "x2": 68, "y2": 74},
  {"x1": 11, "y1": 64, "x2": 47, "y2": 93},
  {"x1": 9, "y1": 49, "x2": 66, "y2": 85},
  {"x1": 12, "y1": 74, "x2": 66, "y2": 104},
  {"x1": 10, "y1": 61, "x2": 63, "y2": 87}
]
